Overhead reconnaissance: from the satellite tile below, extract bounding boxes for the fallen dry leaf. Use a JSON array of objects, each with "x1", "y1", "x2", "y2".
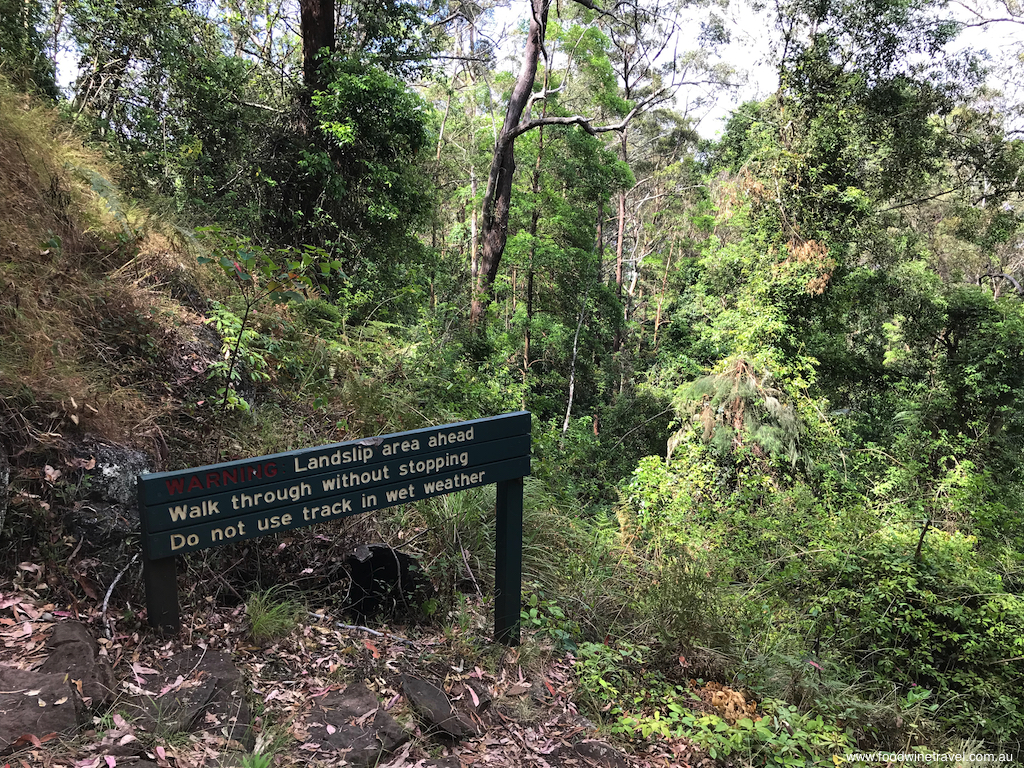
[
  {"x1": 158, "y1": 674, "x2": 185, "y2": 696},
  {"x1": 354, "y1": 707, "x2": 378, "y2": 726},
  {"x1": 75, "y1": 573, "x2": 100, "y2": 600},
  {"x1": 363, "y1": 639, "x2": 381, "y2": 659},
  {"x1": 131, "y1": 662, "x2": 160, "y2": 685}
]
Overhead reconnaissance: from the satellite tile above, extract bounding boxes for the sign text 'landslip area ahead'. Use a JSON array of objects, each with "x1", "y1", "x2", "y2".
[{"x1": 137, "y1": 412, "x2": 530, "y2": 645}]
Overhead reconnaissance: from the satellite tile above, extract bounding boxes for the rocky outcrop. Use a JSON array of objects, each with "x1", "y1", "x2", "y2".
[
  {"x1": 86, "y1": 443, "x2": 151, "y2": 507},
  {"x1": 2, "y1": 622, "x2": 258, "y2": 762},
  {"x1": 60, "y1": 440, "x2": 151, "y2": 548},
  {"x1": 36, "y1": 621, "x2": 115, "y2": 707},
  {"x1": 0, "y1": 665, "x2": 84, "y2": 754},
  {"x1": 344, "y1": 543, "x2": 436, "y2": 622},
  {"x1": 402, "y1": 674, "x2": 480, "y2": 739},
  {"x1": 120, "y1": 648, "x2": 253, "y2": 749},
  {"x1": 0, "y1": 449, "x2": 9, "y2": 536},
  {"x1": 304, "y1": 683, "x2": 410, "y2": 766}
]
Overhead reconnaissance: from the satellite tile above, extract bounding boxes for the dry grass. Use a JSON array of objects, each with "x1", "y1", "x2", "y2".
[{"x1": 0, "y1": 78, "x2": 208, "y2": 452}]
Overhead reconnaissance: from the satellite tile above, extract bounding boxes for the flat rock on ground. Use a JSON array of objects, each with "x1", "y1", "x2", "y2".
[
  {"x1": 547, "y1": 740, "x2": 633, "y2": 768},
  {"x1": 36, "y1": 621, "x2": 114, "y2": 707},
  {"x1": 87, "y1": 443, "x2": 151, "y2": 507},
  {"x1": 120, "y1": 648, "x2": 253, "y2": 748},
  {"x1": 0, "y1": 664, "x2": 84, "y2": 754},
  {"x1": 0, "y1": 449, "x2": 9, "y2": 533},
  {"x1": 304, "y1": 682, "x2": 410, "y2": 766},
  {"x1": 401, "y1": 674, "x2": 480, "y2": 739}
]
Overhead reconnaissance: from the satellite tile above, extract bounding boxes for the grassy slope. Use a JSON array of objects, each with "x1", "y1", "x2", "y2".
[
  {"x1": 3, "y1": 80, "x2": 1013, "y2": 767},
  {"x1": 0, "y1": 80, "x2": 643, "y2": 767}
]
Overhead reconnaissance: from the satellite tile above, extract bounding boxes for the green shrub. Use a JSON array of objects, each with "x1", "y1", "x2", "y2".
[
  {"x1": 810, "y1": 527, "x2": 1024, "y2": 748},
  {"x1": 246, "y1": 587, "x2": 304, "y2": 642},
  {"x1": 240, "y1": 753, "x2": 272, "y2": 768},
  {"x1": 521, "y1": 584, "x2": 581, "y2": 651}
]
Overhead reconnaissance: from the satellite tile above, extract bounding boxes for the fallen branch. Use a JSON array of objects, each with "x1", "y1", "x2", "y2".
[
  {"x1": 102, "y1": 553, "x2": 139, "y2": 639},
  {"x1": 335, "y1": 623, "x2": 417, "y2": 645},
  {"x1": 306, "y1": 612, "x2": 417, "y2": 644}
]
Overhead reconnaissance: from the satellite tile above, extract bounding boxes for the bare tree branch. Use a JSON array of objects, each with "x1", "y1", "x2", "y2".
[
  {"x1": 512, "y1": 108, "x2": 640, "y2": 137},
  {"x1": 511, "y1": 84, "x2": 694, "y2": 139},
  {"x1": 568, "y1": 0, "x2": 618, "y2": 21}
]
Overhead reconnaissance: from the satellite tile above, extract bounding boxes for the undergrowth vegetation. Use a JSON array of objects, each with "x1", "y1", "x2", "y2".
[
  {"x1": 2, "y1": 0, "x2": 1024, "y2": 754},
  {"x1": 246, "y1": 587, "x2": 305, "y2": 642}
]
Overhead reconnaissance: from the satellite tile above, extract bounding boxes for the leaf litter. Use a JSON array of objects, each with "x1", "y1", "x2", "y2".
[{"x1": 1, "y1": 579, "x2": 710, "y2": 768}]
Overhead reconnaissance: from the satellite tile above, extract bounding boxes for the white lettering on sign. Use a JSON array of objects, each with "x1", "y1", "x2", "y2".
[
  {"x1": 381, "y1": 439, "x2": 421, "y2": 455},
  {"x1": 321, "y1": 467, "x2": 390, "y2": 491},
  {"x1": 294, "y1": 445, "x2": 375, "y2": 473},
  {"x1": 427, "y1": 427, "x2": 474, "y2": 448},
  {"x1": 398, "y1": 451, "x2": 469, "y2": 477},
  {"x1": 153, "y1": 461, "x2": 516, "y2": 557},
  {"x1": 422, "y1": 471, "x2": 486, "y2": 493},
  {"x1": 211, "y1": 521, "x2": 246, "y2": 541},
  {"x1": 168, "y1": 499, "x2": 221, "y2": 522},
  {"x1": 170, "y1": 533, "x2": 201, "y2": 550},
  {"x1": 231, "y1": 481, "x2": 312, "y2": 510},
  {"x1": 256, "y1": 513, "x2": 293, "y2": 531},
  {"x1": 301, "y1": 499, "x2": 354, "y2": 520},
  {"x1": 289, "y1": 428, "x2": 482, "y2": 476}
]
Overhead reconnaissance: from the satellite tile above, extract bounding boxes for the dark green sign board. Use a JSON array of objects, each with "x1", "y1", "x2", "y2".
[{"x1": 138, "y1": 412, "x2": 530, "y2": 645}]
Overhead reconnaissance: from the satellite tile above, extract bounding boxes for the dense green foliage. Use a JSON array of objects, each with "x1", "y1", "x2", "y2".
[
  {"x1": 0, "y1": 0, "x2": 57, "y2": 95},
  {"x1": 3, "y1": 0, "x2": 1024, "y2": 757}
]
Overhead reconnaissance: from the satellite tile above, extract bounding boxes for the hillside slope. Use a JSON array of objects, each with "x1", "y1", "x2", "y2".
[{"x1": 0, "y1": 80, "x2": 703, "y2": 768}]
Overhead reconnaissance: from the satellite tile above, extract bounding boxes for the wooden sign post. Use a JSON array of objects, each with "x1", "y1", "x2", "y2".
[{"x1": 137, "y1": 412, "x2": 530, "y2": 645}]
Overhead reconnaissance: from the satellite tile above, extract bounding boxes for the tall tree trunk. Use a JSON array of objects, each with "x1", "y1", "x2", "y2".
[
  {"x1": 653, "y1": 240, "x2": 674, "y2": 350},
  {"x1": 470, "y1": 164, "x2": 479, "y2": 282},
  {"x1": 469, "y1": 23, "x2": 480, "y2": 286},
  {"x1": 470, "y1": 0, "x2": 657, "y2": 327},
  {"x1": 435, "y1": 84, "x2": 454, "y2": 161},
  {"x1": 472, "y1": 0, "x2": 549, "y2": 325},
  {"x1": 50, "y1": 0, "x2": 64, "y2": 74},
  {"x1": 524, "y1": 96, "x2": 548, "y2": 391},
  {"x1": 615, "y1": 194, "x2": 625, "y2": 299},
  {"x1": 523, "y1": 259, "x2": 534, "y2": 388},
  {"x1": 560, "y1": 296, "x2": 588, "y2": 447},
  {"x1": 612, "y1": 131, "x2": 628, "y2": 351},
  {"x1": 299, "y1": 0, "x2": 335, "y2": 93}
]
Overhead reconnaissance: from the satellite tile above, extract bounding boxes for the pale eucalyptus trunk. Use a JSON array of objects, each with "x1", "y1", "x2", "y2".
[{"x1": 471, "y1": 0, "x2": 549, "y2": 325}]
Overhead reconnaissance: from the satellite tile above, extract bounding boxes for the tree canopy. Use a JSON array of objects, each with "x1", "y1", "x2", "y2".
[{"x1": 2, "y1": 0, "x2": 1024, "y2": 756}]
